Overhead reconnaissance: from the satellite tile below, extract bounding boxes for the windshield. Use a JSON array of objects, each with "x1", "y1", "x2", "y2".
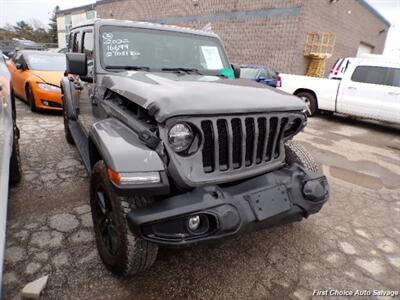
[
  {"x1": 25, "y1": 54, "x2": 66, "y2": 71},
  {"x1": 240, "y1": 68, "x2": 260, "y2": 79},
  {"x1": 100, "y1": 25, "x2": 230, "y2": 73}
]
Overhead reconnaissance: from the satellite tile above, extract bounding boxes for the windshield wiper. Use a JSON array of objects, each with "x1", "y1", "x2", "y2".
[
  {"x1": 105, "y1": 65, "x2": 150, "y2": 71},
  {"x1": 161, "y1": 67, "x2": 203, "y2": 75}
]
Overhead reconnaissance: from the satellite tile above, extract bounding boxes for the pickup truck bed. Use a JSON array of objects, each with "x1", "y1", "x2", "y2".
[{"x1": 278, "y1": 74, "x2": 340, "y2": 112}]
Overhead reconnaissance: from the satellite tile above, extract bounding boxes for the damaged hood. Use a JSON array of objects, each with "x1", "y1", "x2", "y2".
[{"x1": 99, "y1": 71, "x2": 306, "y2": 122}]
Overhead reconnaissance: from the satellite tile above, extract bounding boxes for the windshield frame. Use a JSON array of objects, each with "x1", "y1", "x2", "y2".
[{"x1": 98, "y1": 24, "x2": 231, "y2": 75}]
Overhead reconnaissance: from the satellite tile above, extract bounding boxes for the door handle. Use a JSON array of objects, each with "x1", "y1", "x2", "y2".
[
  {"x1": 388, "y1": 92, "x2": 400, "y2": 96},
  {"x1": 347, "y1": 86, "x2": 357, "y2": 90}
]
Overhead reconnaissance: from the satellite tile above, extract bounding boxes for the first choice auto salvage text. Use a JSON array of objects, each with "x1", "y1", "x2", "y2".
[{"x1": 313, "y1": 289, "x2": 399, "y2": 297}]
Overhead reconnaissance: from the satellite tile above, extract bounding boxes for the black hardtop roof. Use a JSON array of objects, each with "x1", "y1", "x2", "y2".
[{"x1": 71, "y1": 18, "x2": 220, "y2": 39}]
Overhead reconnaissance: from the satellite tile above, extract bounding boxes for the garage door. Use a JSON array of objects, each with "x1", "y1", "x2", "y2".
[{"x1": 357, "y1": 42, "x2": 374, "y2": 57}]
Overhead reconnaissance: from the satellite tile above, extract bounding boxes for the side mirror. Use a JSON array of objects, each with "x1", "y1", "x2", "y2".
[
  {"x1": 231, "y1": 64, "x2": 241, "y2": 79},
  {"x1": 66, "y1": 53, "x2": 87, "y2": 76}
]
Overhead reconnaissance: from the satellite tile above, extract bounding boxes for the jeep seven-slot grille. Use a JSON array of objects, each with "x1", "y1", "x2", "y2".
[{"x1": 201, "y1": 116, "x2": 288, "y2": 173}]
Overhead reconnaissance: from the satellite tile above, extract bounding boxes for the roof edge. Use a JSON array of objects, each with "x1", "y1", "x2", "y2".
[
  {"x1": 56, "y1": 3, "x2": 96, "y2": 16},
  {"x1": 358, "y1": 0, "x2": 391, "y2": 27}
]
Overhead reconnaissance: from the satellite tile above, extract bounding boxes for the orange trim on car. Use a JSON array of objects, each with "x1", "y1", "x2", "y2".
[{"x1": 108, "y1": 168, "x2": 121, "y2": 186}]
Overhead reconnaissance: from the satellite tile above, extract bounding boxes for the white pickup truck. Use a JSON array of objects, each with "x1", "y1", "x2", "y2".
[{"x1": 278, "y1": 56, "x2": 400, "y2": 125}]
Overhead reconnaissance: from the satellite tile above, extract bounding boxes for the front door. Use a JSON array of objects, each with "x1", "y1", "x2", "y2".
[
  {"x1": 381, "y1": 67, "x2": 400, "y2": 124},
  {"x1": 74, "y1": 30, "x2": 102, "y2": 135},
  {"x1": 337, "y1": 65, "x2": 389, "y2": 120}
]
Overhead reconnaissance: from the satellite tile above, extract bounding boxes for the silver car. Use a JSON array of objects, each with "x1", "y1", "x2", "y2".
[{"x1": 0, "y1": 50, "x2": 21, "y2": 292}]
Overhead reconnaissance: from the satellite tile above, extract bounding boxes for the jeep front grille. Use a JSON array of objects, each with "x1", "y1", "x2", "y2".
[
  {"x1": 200, "y1": 116, "x2": 288, "y2": 173},
  {"x1": 162, "y1": 113, "x2": 305, "y2": 187}
]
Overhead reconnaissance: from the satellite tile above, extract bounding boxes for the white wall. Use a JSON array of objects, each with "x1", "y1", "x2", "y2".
[
  {"x1": 56, "y1": 10, "x2": 96, "y2": 47},
  {"x1": 57, "y1": 16, "x2": 65, "y2": 31},
  {"x1": 58, "y1": 32, "x2": 66, "y2": 48}
]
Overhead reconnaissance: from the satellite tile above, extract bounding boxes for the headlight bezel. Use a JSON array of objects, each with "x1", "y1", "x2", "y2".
[{"x1": 168, "y1": 122, "x2": 195, "y2": 153}]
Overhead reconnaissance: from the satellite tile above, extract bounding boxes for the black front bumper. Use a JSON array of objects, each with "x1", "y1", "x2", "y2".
[{"x1": 126, "y1": 164, "x2": 329, "y2": 247}]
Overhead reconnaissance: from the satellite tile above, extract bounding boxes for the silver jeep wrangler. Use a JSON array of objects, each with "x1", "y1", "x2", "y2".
[{"x1": 62, "y1": 19, "x2": 329, "y2": 277}]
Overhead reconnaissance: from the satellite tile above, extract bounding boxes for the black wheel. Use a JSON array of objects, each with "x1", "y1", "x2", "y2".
[
  {"x1": 9, "y1": 122, "x2": 21, "y2": 185},
  {"x1": 285, "y1": 140, "x2": 319, "y2": 172},
  {"x1": 90, "y1": 161, "x2": 158, "y2": 277},
  {"x1": 295, "y1": 91, "x2": 317, "y2": 116},
  {"x1": 26, "y1": 85, "x2": 37, "y2": 112},
  {"x1": 63, "y1": 106, "x2": 75, "y2": 145}
]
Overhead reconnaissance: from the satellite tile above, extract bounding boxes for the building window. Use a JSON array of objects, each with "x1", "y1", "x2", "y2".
[
  {"x1": 86, "y1": 10, "x2": 95, "y2": 20},
  {"x1": 65, "y1": 15, "x2": 72, "y2": 27}
]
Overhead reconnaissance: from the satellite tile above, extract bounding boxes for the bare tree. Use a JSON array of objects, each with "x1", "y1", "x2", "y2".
[{"x1": 29, "y1": 18, "x2": 46, "y2": 31}]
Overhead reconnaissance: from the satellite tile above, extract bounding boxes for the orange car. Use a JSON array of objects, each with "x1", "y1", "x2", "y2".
[{"x1": 7, "y1": 50, "x2": 65, "y2": 112}]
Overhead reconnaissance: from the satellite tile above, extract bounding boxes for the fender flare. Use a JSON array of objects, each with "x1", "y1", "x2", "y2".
[
  {"x1": 61, "y1": 77, "x2": 77, "y2": 120},
  {"x1": 88, "y1": 118, "x2": 165, "y2": 174}
]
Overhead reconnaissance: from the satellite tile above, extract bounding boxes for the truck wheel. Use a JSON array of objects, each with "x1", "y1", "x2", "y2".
[
  {"x1": 63, "y1": 106, "x2": 75, "y2": 145},
  {"x1": 9, "y1": 123, "x2": 21, "y2": 185},
  {"x1": 26, "y1": 85, "x2": 37, "y2": 112},
  {"x1": 90, "y1": 161, "x2": 158, "y2": 277},
  {"x1": 295, "y1": 92, "x2": 317, "y2": 116},
  {"x1": 285, "y1": 140, "x2": 319, "y2": 173}
]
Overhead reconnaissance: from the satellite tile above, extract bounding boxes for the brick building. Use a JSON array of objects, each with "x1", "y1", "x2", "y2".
[{"x1": 94, "y1": 0, "x2": 389, "y2": 75}]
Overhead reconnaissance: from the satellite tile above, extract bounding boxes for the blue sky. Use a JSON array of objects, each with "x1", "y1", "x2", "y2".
[{"x1": 0, "y1": 0, "x2": 399, "y2": 55}]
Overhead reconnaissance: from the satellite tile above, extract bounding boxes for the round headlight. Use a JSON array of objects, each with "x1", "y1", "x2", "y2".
[{"x1": 168, "y1": 122, "x2": 194, "y2": 152}]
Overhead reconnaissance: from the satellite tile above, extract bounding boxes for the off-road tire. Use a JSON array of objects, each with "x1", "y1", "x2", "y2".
[
  {"x1": 285, "y1": 140, "x2": 319, "y2": 172},
  {"x1": 63, "y1": 106, "x2": 75, "y2": 145},
  {"x1": 9, "y1": 123, "x2": 21, "y2": 185},
  {"x1": 26, "y1": 85, "x2": 37, "y2": 112},
  {"x1": 90, "y1": 161, "x2": 158, "y2": 277},
  {"x1": 295, "y1": 91, "x2": 317, "y2": 116}
]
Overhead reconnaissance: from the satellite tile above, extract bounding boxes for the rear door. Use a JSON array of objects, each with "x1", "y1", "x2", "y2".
[
  {"x1": 336, "y1": 65, "x2": 390, "y2": 120},
  {"x1": 382, "y1": 67, "x2": 400, "y2": 124}
]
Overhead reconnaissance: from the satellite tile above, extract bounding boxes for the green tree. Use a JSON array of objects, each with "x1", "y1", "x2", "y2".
[
  {"x1": 48, "y1": 6, "x2": 59, "y2": 44},
  {"x1": 13, "y1": 20, "x2": 34, "y2": 37}
]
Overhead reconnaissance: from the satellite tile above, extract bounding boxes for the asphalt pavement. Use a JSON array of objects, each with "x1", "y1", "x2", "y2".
[{"x1": 2, "y1": 99, "x2": 400, "y2": 300}]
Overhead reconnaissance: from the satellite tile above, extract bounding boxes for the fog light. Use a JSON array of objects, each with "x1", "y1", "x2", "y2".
[
  {"x1": 43, "y1": 100, "x2": 49, "y2": 106},
  {"x1": 188, "y1": 215, "x2": 200, "y2": 231},
  {"x1": 303, "y1": 179, "x2": 329, "y2": 201}
]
